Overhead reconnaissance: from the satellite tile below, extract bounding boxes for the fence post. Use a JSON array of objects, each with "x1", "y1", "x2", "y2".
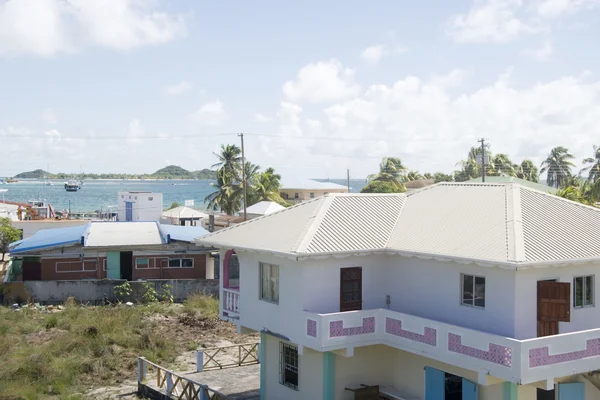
[
  {"x1": 257, "y1": 343, "x2": 261, "y2": 363},
  {"x1": 196, "y1": 350, "x2": 204, "y2": 372},
  {"x1": 137, "y1": 357, "x2": 146, "y2": 382},
  {"x1": 199, "y1": 385, "x2": 209, "y2": 400},
  {"x1": 166, "y1": 371, "x2": 174, "y2": 394}
]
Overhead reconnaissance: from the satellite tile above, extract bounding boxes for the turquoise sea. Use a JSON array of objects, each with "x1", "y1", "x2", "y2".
[{"x1": 0, "y1": 179, "x2": 367, "y2": 213}]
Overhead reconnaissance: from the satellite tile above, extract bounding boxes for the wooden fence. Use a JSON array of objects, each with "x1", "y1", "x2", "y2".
[
  {"x1": 138, "y1": 357, "x2": 228, "y2": 400},
  {"x1": 197, "y1": 342, "x2": 259, "y2": 372}
]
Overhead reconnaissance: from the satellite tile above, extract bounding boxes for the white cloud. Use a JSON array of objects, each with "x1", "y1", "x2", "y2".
[
  {"x1": 429, "y1": 69, "x2": 468, "y2": 88},
  {"x1": 523, "y1": 40, "x2": 555, "y2": 61},
  {"x1": 165, "y1": 81, "x2": 191, "y2": 95},
  {"x1": 536, "y1": 0, "x2": 600, "y2": 19},
  {"x1": 0, "y1": 0, "x2": 186, "y2": 57},
  {"x1": 42, "y1": 108, "x2": 58, "y2": 124},
  {"x1": 282, "y1": 59, "x2": 361, "y2": 103},
  {"x1": 360, "y1": 44, "x2": 387, "y2": 64},
  {"x1": 254, "y1": 113, "x2": 272, "y2": 123},
  {"x1": 191, "y1": 101, "x2": 229, "y2": 126},
  {"x1": 126, "y1": 118, "x2": 145, "y2": 143}
]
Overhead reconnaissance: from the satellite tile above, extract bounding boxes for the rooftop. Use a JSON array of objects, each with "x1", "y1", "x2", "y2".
[
  {"x1": 464, "y1": 176, "x2": 557, "y2": 194},
  {"x1": 196, "y1": 182, "x2": 600, "y2": 266},
  {"x1": 280, "y1": 177, "x2": 348, "y2": 191},
  {"x1": 161, "y1": 206, "x2": 209, "y2": 219},
  {"x1": 245, "y1": 201, "x2": 286, "y2": 216}
]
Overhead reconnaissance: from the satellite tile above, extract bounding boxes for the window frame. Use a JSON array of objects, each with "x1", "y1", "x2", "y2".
[
  {"x1": 460, "y1": 273, "x2": 486, "y2": 309},
  {"x1": 168, "y1": 258, "x2": 194, "y2": 268},
  {"x1": 279, "y1": 342, "x2": 299, "y2": 391},
  {"x1": 259, "y1": 262, "x2": 279, "y2": 304},
  {"x1": 573, "y1": 275, "x2": 594, "y2": 308},
  {"x1": 135, "y1": 258, "x2": 150, "y2": 269},
  {"x1": 309, "y1": 192, "x2": 315, "y2": 199}
]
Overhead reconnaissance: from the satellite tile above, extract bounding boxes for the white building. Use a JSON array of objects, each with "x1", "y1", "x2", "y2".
[
  {"x1": 0, "y1": 203, "x2": 20, "y2": 221},
  {"x1": 197, "y1": 183, "x2": 600, "y2": 400},
  {"x1": 160, "y1": 206, "x2": 208, "y2": 226},
  {"x1": 117, "y1": 192, "x2": 163, "y2": 222},
  {"x1": 280, "y1": 177, "x2": 348, "y2": 202},
  {"x1": 245, "y1": 201, "x2": 286, "y2": 219}
]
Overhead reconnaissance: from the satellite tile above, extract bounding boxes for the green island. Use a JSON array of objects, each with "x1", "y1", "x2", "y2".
[{"x1": 12, "y1": 165, "x2": 217, "y2": 180}]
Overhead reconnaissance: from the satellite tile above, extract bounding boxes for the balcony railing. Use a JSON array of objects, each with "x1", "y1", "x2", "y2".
[
  {"x1": 222, "y1": 288, "x2": 240, "y2": 315},
  {"x1": 303, "y1": 308, "x2": 600, "y2": 385}
]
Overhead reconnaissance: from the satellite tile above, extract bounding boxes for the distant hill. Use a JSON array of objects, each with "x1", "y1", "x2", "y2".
[
  {"x1": 12, "y1": 166, "x2": 217, "y2": 180},
  {"x1": 14, "y1": 169, "x2": 51, "y2": 179}
]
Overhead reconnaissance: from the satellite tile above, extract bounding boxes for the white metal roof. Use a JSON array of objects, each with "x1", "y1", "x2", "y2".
[
  {"x1": 161, "y1": 206, "x2": 209, "y2": 219},
  {"x1": 196, "y1": 182, "x2": 600, "y2": 266},
  {"x1": 246, "y1": 201, "x2": 286, "y2": 216},
  {"x1": 85, "y1": 221, "x2": 164, "y2": 247},
  {"x1": 280, "y1": 177, "x2": 348, "y2": 191}
]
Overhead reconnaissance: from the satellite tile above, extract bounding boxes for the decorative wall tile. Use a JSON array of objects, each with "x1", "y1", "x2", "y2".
[
  {"x1": 329, "y1": 317, "x2": 376, "y2": 338},
  {"x1": 448, "y1": 333, "x2": 512, "y2": 367},
  {"x1": 307, "y1": 319, "x2": 317, "y2": 337},
  {"x1": 529, "y1": 338, "x2": 600, "y2": 367},
  {"x1": 385, "y1": 317, "x2": 437, "y2": 346}
]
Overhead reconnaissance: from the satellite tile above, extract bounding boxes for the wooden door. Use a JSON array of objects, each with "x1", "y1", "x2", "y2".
[
  {"x1": 537, "y1": 281, "x2": 570, "y2": 337},
  {"x1": 340, "y1": 267, "x2": 362, "y2": 312},
  {"x1": 22, "y1": 260, "x2": 41, "y2": 280}
]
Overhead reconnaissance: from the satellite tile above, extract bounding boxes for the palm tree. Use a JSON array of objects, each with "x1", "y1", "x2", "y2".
[
  {"x1": 516, "y1": 159, "x2": 539, "y2": 182},
  {"x1": 204, "y1": 169, "x2": 244, "y2": 215},
  {"x1": 212, "y1": 144, "x2": 242, "y2": 173},
  {"x1": 540, "y1": 146, "x2": 575, "y2": 188},
  {"x1": 251, "y1": 167, "x2": 285, "y2": 204},
  {"x1": 367, "y1": 157, "x2": 407, "y2": 191},
  {"x1": 581, "y1": 145, "x2": 600, "y2": 183},
  {"x1": 406, "y1": 170, "x2": 423, "y2": 181},
  {"x1": 491, "y1": 154, "x2": 516, "y2": 177}
]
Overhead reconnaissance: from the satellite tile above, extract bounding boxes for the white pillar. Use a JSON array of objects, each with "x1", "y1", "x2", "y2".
[{"x1": 205, "y1": 254, "x2": 214, "y2": 279}]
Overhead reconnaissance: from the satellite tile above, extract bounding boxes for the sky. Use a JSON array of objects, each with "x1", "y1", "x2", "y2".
[{"x1": 0, "y1": 0, "x2": 599, "y2": 179}]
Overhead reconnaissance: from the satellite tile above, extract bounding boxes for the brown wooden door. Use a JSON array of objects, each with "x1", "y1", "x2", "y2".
[
  {"x1": 22, "y1": 260, "x2": 42, "y2": 281},
  {"x1": 537, "y1": 281, "x2": 570, "y2": 337},
  {"x1": 340, "y1": 267, "x2": 362, "y2": 312}
]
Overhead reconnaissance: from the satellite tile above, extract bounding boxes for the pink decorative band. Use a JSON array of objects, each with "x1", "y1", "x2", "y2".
[
  {"x1": 448, "y1": 333, "x2": 512, "y2": 367},
  {"x1": 529, "y1": 338, "x2": 600, "y2": 367},
  {"x1": 307, "y1": 319, "x2": 317, "y2": 337},
  {"x1": 330, "y1": 317, "x2": 376, "y2": 337},
  {"x1": 385, "y1": 317, "x2": 437, "y2": 346}
]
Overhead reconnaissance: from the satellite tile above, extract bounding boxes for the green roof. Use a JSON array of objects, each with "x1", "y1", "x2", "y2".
[{"x1": 464, "y1": 176, "x2": 557, "y2": 194}]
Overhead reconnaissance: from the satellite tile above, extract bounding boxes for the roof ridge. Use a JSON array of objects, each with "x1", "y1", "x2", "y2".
[
  {"x1": 383, "y1": 195, "x2": 407, "y2": 249},
  {"x1": 505, "y1": 183, "x2": 526, "y2": 262},
  {"x1": 294, "y1": 196, "x2": 337, "y2": 254}
]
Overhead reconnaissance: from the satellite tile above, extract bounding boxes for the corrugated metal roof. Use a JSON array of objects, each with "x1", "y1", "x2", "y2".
[
  {"x1": 161, "y1": 206, "x2": 209, "y2": 219},
  {"x1": 280, "y1": 177, "x2": 348, "y2": 190},
  {"x1": 85, "y1": 222, "x2": 163, "y2": 247},
  {"x1": 464, "y1": 176, "x2": 557, "y2": 194},
  {"x1": 10, "y1": 224, "x2": 87, "y2": 253},
  {"x1": 196, "y1": 183, "x2": 600, "y2": 265}
]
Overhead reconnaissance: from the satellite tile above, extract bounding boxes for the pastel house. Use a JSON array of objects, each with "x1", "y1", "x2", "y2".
[{"x1": 197, "y1": 183, "x2": 600, "y2": 400}]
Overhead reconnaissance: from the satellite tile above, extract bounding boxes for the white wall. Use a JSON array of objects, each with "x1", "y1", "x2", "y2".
[
  {"x1": 514, "y1": 262, "x2": 600, "y2": 339},
  {"x1": 264, "y1": 333, "x2": 323, "y2": 400},
  {"x1": 117, "y1": 192, "x2": 163, "y2": 222}
]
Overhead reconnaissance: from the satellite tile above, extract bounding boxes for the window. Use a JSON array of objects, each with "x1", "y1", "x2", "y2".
[
  {"x1": 279, "y1": 342, "x2": 298, "y2": 390},
  {"x1": 260, "y1": 262, "x2": 279, "y2": 303},
  {"x1": 294, "y1": 193, "x2": 299, "y2": 199},
  {"x1": 56, "y1": 260, "x2": 96, "y2": 273},
  {"x1": 574, "y1": 275, "x2": 594, "y2": 308},
  {"x1": 309, "y1": 192, "x2": 315, "y2": 199},
  {"x1": 168, "y1": 258, "x2": 194, "y2": 268},
  {"x1": 324, "y1": 192, "x2": 329, "y2": 195},
  {"x1": 149, "y1": 197, "x2": 153, "y2": 201},
  {"x1": 461, "y1": 274, "x2": 485, "y2": 308},
  {"x1": 136, "y1": 258, "x2": 149, "y2": 269}
]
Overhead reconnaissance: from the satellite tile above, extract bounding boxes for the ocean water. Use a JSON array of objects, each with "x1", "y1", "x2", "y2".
[{"x1": 0, "y1": 179, "x2": 367, "y2": 213}]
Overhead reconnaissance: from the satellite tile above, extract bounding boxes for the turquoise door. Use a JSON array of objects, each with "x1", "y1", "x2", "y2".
[
  {"x1": 107, "y1": 252, "x2": 120, "y2": 279},
  {"x1": 462, "y1": 379, "x2": 478, "y2": 400},
  {"x1": 425, "y1": 367, "x2": 445, "y2": 400},
  {"x1": 558, "y1": 383, "x2": 584, "y2": 400}
]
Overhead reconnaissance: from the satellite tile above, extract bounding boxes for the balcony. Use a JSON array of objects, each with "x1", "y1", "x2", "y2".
[
  {"x1": 302, "y1": 308, "x2": 600, "y2": 386},
  {"x1": 222, "y1": 288, "x2": 240, "y2": 317}
]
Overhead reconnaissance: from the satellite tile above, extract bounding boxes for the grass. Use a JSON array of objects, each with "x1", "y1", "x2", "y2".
[{"x1": 0, "y1": 294, "x2": 220, "y2": 399}]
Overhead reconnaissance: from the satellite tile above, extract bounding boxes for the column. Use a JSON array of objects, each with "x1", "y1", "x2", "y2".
[
  {"x1": 322, "y1": 352, "x2": 335, "y2": 400},
  {"x1": 504, "y1": 382, "x2": 519, "y2": 400}
]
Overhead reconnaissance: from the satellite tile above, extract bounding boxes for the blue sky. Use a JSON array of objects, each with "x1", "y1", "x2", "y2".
[{"x1": 1, "y1": 0, "x2": 600, "y2": 179}]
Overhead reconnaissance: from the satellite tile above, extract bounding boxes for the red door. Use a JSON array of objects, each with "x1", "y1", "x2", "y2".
[
  {"x1": 537, "y1": 281, "x2": 570, "y2": 337},
  {"x1": 340, "y1": 267, "x2": 362, "y2": 312}
]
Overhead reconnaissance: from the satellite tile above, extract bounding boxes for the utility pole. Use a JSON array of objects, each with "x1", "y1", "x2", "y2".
[
  {"x1": 478, "y1": 138, "x2": 486, "y2": 182},
  {"x1": 347, "y1": 169, "x2": 351, "y2": 192},
  {"x1": 238, "y1": 133, "x2": 247, "y2": 221}
]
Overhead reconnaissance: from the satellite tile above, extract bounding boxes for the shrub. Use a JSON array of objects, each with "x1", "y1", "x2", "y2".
[
  {"x1": 159, "y1": 284, "x2": 174, "y2": 304},
  {"x1": 114, "y1": 281, "x2": 132, "y2": 303},
  {"x1": 183, "y1": 293, "x2": 219, "y2": 319},
  {"x1": 141, "y1": 282, "x2": 158, "y2": 304}
]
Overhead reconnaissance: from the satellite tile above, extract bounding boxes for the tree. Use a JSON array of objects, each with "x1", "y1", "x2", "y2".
[
  {"x1": 581, "y1": 145, "x2": 600, "y2": 183},
  {"x1": 204, "y1": 169, "x2": 244, "y2": 215},
  {"x1": 516, "y1": 159, "x2": 538, "y2": 182},
  {"x1": 406, "y1": 170, "x2": 423, "y2": 181},
  {"x1": 166, "y1": 202, "x2": 181, "y2": 210},
  {"x1": 211, "y1": 144, "x2": 242, "y2": 172},
  {"x1": 540, "y1": 146, "x2": 575, "y2": 188},
  {"x1": 490, "y1": 154, "x2": 516, "y2": 177},
  {"x1": 360, "y1": 180, "x2": 405, "y2": 193},
  {"x1": 433, "y1": 172, "x2": 453, "y2": 183},
  {"x1": 0, "y1": 218, "x2": 21, "y2": 261},
  {"x1": 367, "y1": 157, "x2": 407, "y2": 191},
  {"x1": 556, "y1": 186, "x2": 585, "y2": 204},
  {"x1": 454, "y1": 146, "x2": 489, "y2": 182},
  {"x1": 251, "y1": 167, "x2": 285, "y2": 204}
]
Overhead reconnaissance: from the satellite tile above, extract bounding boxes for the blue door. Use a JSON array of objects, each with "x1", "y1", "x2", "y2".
[
  {"x1": 425, "y1": 367, "x2": 445, "y2": 400},
  {"x1": 462, "y1": 379, "x2": 478, "y2": 400},
  {"x1": 125, "y1": 201, "x2": 133, "y2": 221},
  {"x1": 558, "y1": 383, "x2": 584, "y2": 400}
]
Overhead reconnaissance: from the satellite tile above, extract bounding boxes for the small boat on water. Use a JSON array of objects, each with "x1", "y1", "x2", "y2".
[{"x1": 64, "y1": 179, "x2": 82, "y2": 192}]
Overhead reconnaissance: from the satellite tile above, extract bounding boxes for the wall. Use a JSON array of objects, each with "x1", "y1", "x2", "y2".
[
  {"x1": 514, "y1": 261, "x2": 600, "y2": 339},
  {"x1": 18, "y1": 279, "x2": 218, "y2": 304},
  {"x1": 117, "y1": 192, "x2": 163, "y2": 222},
  {"x1": 300, "y1": 255, "x2": 517, "y2": 338},
  {"x1": 12, "y1": 220, "x2": 88, "y2": 239},
  {"x1": 280, "y1": 188, "x2": 347, "y2": 202},
  {"x1": 132, "y1": 254, "x2": 206, "y2": 280},
  {"x1": 263, "y1": 333, "x2": 323, "y2": 400}
]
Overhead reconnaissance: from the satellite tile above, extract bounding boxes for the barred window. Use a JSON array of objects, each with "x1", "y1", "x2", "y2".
[{"x1": 279, "y1": 342, "x2": 298, "y2": 390}]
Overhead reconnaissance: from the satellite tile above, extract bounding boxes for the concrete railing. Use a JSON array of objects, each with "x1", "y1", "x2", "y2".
[
  {"x1": 303, "y1": 308, "x2": 600, "y2": 385},
  {"x1": 222, "y1": 288, "x2": 240, "y2": 315}
]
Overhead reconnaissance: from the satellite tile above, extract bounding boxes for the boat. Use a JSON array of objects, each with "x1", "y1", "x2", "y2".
[
  {"x1": 5, "y1": 178, "x2": 17, "y2": 183},
  {"x1": 27, "y1": 199, "x2": 56, "y2": 219},
  {"x1": 44, "y1": 179, "x2": 53, "y2": 186},
  {"x1": 64, "y1": 179, "x2": 82, "y2": 192}
]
